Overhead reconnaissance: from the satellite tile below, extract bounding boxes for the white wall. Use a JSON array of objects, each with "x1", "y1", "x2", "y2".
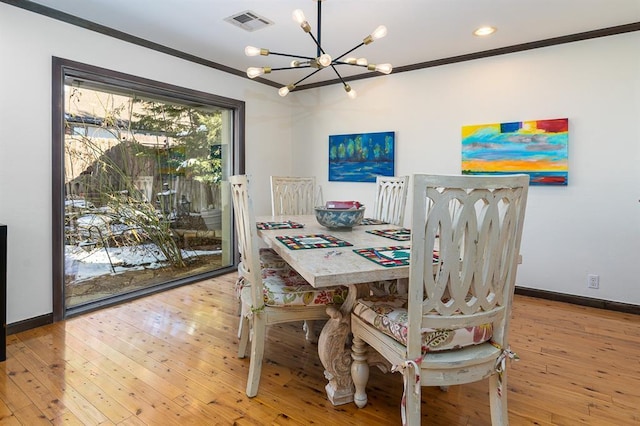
[
  {"x1": 289, "y1": 32, "x2": 640, "y2": 306},
  {"x1": 0, "y1": 4, "x2": 294, "y2": 323}
]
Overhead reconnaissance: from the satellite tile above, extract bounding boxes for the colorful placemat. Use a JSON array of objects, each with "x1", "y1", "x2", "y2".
[
  {"x1": 359, "y1": 218, "x2": 388, "y2": 225},
  {"x1": 256, "y1": 221, "x2": 304, "y2": 230},
  {"x1": 354, "y1": 246, "x2": 411, "y2": 267},
  {"x1": 366, "y1": 228, "x2": 411, "y2": 241},
  {"x1": 354, "y1": 246, "x2": 439, "y2": 267},
  {"x1": 276, "y1": 234, "x2": 353, "y2": 250}
]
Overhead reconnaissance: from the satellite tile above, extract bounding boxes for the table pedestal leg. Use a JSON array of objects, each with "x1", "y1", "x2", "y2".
[{"x1": 318, "y1": 283, "x2": 368, "y2": 405}]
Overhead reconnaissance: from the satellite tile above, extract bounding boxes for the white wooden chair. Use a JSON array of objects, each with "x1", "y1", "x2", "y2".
[
  {"x1": 270, "y1": 176, "x2": 318, "y2": 216},
  {"x1": 350, "y1": 174, "x2": 529, "y2": 425},
  {"x1": 372, "y1": 175, "x2": 409, "y2": 226},
  {"x1": 370, "y1": 175, "x2": 409, "y2": 296},
  {"x1": 269, "y1": 175, "x2": 321, "y2": 339},
  {"x1": 234, "y1": 176, "x2": 310, "y2": 323},
  {"x1": 230, "y1": 175, "x2": 347, "y2": 397}
]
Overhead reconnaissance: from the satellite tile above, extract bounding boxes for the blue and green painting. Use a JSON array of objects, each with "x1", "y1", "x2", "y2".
[{"x1": 329, "y1": 131, "x2": 395, "y2": 182}]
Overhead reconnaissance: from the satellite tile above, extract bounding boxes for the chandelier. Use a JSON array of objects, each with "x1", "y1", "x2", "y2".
[{"x1": 244, "y1": 0, "x2": 392, "y2": 99}]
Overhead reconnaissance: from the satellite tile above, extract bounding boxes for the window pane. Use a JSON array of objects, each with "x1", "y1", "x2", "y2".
[{"x1": 63, "y1": 81, "x2": 234, "y2": 308}]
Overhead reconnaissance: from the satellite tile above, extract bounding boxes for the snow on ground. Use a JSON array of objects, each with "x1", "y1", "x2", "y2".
[{"x1": 65, "y1": 243, "x2": 221, "y2": 283}]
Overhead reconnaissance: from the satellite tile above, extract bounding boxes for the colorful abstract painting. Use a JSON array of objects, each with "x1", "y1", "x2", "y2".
[
  {"x1": 329, "y1": 131, "x2": 395, "y2": 182},
  {"x1": 462, "y1": 118, "x2": 568, "y2": 185}
]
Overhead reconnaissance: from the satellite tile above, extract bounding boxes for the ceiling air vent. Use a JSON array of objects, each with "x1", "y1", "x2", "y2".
[{"x1": 224, "y1": 10, "x2": 273, "y2": 32}]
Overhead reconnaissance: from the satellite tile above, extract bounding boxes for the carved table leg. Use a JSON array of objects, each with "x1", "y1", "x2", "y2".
[
  {"x1": 318, "y1": 283, "x2": 369, "y2": 405},
  {"x1": 351, "y1": 335, "x2": 369, "y2": 408}
]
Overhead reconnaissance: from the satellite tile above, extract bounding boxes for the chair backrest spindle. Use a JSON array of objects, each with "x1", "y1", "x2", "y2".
[
  {"x1": 373, "y1": 176, "x2": 409, "y2": 226},
  {"x1": 270, "y1": 176, "x2": 317, "y2": 216}
]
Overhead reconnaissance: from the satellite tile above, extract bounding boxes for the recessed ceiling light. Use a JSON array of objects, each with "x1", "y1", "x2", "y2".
[{"x1": 474, "y1": 26, "x2": 496, "y2": 36}]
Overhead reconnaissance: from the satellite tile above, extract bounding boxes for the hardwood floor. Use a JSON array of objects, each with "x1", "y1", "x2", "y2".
[{"x1": 1, "y1": 273, "x2": 639, "y2": 425}]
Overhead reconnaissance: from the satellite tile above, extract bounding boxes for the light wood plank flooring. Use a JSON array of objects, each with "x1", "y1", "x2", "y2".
[{"x1": 1, "y1": 273, "x2": 639, "y2": 425}]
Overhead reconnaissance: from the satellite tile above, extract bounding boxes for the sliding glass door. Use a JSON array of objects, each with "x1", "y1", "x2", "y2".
[{"x1": 53, "y1": 58, "x2": 243, "y2": 317}]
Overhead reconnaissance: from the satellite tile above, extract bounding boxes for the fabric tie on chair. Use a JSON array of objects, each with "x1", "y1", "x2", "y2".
[
  {"x1": 392, "y1": 356, "x2": 424, "y2": 426},
  {"x1": 391, "y1": 341, "x2": 519, "y2": 425},
  {"x1": 491, "y1": 341, "x2": 519, "y2": 397}
]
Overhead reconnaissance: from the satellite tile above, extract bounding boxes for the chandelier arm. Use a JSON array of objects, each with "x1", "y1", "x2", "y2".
[
  {"x1": 328, "y1": 65, "x2": 348, "y2": 87},
  {"x1": 292, "y1": 68, "x2": 324, "y2": 87},
  {"x1": 306, "y1": 32, "x2": 326, "y2": 55},
  {"x1": 269, "y1": 51, "x2": 316, "y2": 61},
  {"x1": 333, "y1": 42, "x2": 366, "y2": 62},
  {"x1": 271, "y1": 66, "x2": 312, "y2": 71},
  {"x1": 333, "y1": 61, "x2": 367, "y2": 67}
]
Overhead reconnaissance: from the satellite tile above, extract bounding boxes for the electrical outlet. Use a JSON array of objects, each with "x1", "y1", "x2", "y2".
[{"x1": 587, "y1": 274, "x2": 599, "y2": 289}]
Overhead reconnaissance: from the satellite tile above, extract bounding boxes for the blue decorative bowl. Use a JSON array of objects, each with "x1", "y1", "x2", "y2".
[{"x1": 314, "y1": 206, "x2": 365, "y2": 230}]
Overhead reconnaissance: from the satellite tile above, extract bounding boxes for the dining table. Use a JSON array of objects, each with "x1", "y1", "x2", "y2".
[{"x1": 255, "y1": 214, "x2": 412, "y2": 405}]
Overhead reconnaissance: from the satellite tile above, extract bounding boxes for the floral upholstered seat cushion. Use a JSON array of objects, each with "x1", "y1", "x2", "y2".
[
  {"x1": 235, "y1": 249, "x2": 286, "y2": 296},
  {"x1": 368, "y1": 279, "x2": 407, "y2": 297},
  {"x1": 259, "y1": 248, "x2": 287, "y2": 269},
  {"x1": 260, "y1": 267, "x2": 348, "y2": 307},
  {"x1": 237, "y1": 250, "x2": 346, "y2": 306},
  {"x1": 352, "y1": 295, "x2": 493, "y2": 351}
]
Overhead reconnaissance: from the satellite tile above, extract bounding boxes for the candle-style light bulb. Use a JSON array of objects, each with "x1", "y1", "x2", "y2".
[
  {"x1": 278, "y1": 84, "x2": 295, "y2": 97},
  {"x1": 371, "y1": 25, "x2": 388, "y2": 40},
  {"x1": 247, "y1": 67, "x2": 270, "y2": 79},
  {"x1": 364, "y1": 25, "x2": 388, "y2": 45},
  {"x1": 344, "y1": 84, "x2": 357, "y2": 99},
  {"x1": 244, "y1": 46, "x2": 262, "y2": 57},
  {"x1": 292, "y1": 9, "x2": 306, "y2": 24},
  {"x1": 373, "y1": 63, "x2": 393, "y2": 74},
  {"x1": 292, "y1": 9, "x2": 311, "y2": 32},
  {"x1": 278, "y1": 86, "x2": 290, "y2": 97},
  {"x1": 318, "y1": 54, "x2": 332, "y2": 67}
]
